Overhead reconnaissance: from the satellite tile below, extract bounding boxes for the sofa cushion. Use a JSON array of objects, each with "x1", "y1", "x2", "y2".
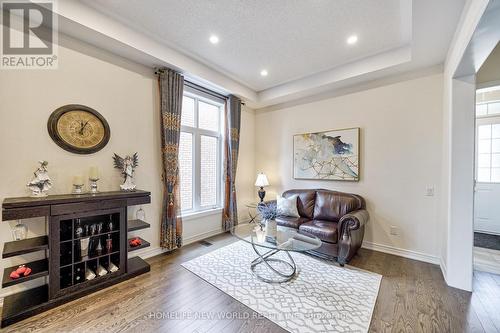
[
  {"x1": 282, "y1": 189, "x2": 316, "y2": 219},
  {"x1": 299, "y1": 220, "x2": 338, "y2": 243},
  {"x1": 313, "y1": 190, "x2": 364, "y2": 222},
  {"x1": 275, "y1": 216, "x2": 309, "y2": 229}
]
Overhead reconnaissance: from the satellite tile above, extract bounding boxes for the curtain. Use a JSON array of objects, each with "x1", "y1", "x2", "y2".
[
  {"x1": 223, "y1": 95, "x2": 242, "y2": 231},
  {"x1": 158, "y1": 68, "x2": 184, "y2": 250}
]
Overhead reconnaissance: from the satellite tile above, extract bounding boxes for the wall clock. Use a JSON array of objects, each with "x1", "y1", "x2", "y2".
[{"x1": 47, "y1": 104, "x2": 110, "y2": 154}]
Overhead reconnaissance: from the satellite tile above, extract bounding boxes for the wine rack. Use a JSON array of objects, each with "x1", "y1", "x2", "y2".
[
  {"x1": 1, "y1": 190, "x2": 151, "y2": 327},
  {"x1": 52, "y1": 209, "x2": 126, "y2": 298}
]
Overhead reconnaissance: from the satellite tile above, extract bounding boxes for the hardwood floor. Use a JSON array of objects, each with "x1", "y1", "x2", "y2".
[{"x1": 2, "y1": 233, "x2": 500, "y2": 333}]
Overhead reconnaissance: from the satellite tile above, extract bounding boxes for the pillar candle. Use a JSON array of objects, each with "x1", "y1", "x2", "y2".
[
  {"x1": 73, "y1": 175, "x2": 84, "y2": 185},
  {"x1": 89, "y1": 166, "x2": 99, "y2": 180}
]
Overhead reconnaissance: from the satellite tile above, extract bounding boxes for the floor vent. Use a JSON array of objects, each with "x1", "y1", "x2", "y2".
[{"x1": 199, "y1": 240, "x2": 213, "y2": 247}]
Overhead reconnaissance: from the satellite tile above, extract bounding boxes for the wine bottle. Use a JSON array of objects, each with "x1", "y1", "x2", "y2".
[
  {"x1": 75, "y1": 218, "x2": 83, "y2": 238},
  {"x1": 96, "y1": 237, "x2": 103, "y2": 256},
  {"x1": 88, "y1": 237, "x2": 95, "y2": 257},
  {"x1": 106, "y1": 234, "x2": 112, "y2": 253},
  {"x1": 75, "y1": 266, "x2": 83, "y2": 282}
]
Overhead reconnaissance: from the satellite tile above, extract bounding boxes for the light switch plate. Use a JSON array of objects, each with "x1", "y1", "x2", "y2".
[
  {"x1": 390, "y1": 226, "x2": 399, "y2": 236},
  {"x1": 425, "y1": 186, "x2": 435, "y2": 196}
]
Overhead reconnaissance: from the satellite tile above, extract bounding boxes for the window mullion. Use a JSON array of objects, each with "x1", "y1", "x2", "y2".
[
  {"x1": 194, "y1": 131, "x2": 201, "y2": 211},
  {"x1": 491, "y1": 126, "x2": 494, "y2": 182},
  {"x1": 194, "y1": 98, "x2": 201, "y2": 211},
  {"x1": 217, "y1": 135, "x2": 222, "y2": 208}
]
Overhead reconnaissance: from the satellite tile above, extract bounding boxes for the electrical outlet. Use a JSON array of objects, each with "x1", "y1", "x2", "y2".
[
  {"x1": 425, "y1": 185, "x2": 435, "y2": 197},
  {"x1": 390, "y1": 226, "x2": 399, "y2": 236}
]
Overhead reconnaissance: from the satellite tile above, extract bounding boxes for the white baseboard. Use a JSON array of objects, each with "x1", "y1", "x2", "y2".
[
  {"x1": 362, "y1": 241, "x2": 440, "y2": 265},
  {"x1": 440, "y1": 257, "x2": 448, "y2": 284},
  {"x1": 183, "y1": 228, "x2": 225, "y2": 245},
  {"x1": 474, "y1": 228, "x2": 500, "y2": 236}
]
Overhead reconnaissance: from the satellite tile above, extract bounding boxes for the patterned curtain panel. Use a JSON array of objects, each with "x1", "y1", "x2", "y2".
[
  {"x1": 158, "y1": 68, "x2": 184, "y2": 250},
  {"x1": 223, "y1": 95, "x2": 242, "y2": 231}
]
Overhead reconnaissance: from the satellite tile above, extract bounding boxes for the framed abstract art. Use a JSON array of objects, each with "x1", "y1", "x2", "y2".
[{"x1": 293, "y1": 127, "x2": 360, "y2": 181}]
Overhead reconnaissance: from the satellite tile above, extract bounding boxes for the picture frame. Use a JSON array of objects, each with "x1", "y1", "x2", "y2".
[{"x1": 293, "y1": 127, "x2": 360, "y2": 181}]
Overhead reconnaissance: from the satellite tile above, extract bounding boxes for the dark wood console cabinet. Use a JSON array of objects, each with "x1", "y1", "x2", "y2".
[{"x1": 1, "y1": 190, "x2": 152, "y2": 327}]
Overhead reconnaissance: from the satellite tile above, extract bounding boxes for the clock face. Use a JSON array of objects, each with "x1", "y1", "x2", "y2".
[
  {"x1": 57, "y1": 111, "x2": 105, "y2": 149},
  {"x1": 48, "y1": 105, "x2": 110, "y2": 154}
]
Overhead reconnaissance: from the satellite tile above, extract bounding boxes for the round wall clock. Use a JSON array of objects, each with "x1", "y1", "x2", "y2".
[{"x1": 47, "y1": 104, "x2": 110, "y2": 154}]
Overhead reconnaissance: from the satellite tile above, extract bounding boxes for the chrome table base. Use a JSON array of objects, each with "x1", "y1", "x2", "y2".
[{"x1": 250, "y1": 243, "x2": 296, "y2": 283}]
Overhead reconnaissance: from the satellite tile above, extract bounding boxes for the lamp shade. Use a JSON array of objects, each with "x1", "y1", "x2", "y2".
[{"x1": 254, "y1": 173, "x2": 269, "y2": 187}]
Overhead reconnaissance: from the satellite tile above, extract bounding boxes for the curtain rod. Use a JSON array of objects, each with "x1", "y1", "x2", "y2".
[
  {"x1": 155, "y1": 68, "x2": 245, "y2": 105},
  {"x1": 184, "y1": 80, "x2": 228, "y2": 101}
]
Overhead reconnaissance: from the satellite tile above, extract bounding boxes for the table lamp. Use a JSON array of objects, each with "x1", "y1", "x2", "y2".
[{"x1": 254, "y1": 172, "x2": 269, "y2": 203}]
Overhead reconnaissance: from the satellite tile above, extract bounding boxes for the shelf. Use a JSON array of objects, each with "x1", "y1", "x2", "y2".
[
  {"x1": 2, "y1": 190, "x2": 151, "y2": 221},
  {"x1": 63, "y1": 265, "x2": 122, "y2": 291},
  {"x1": 2, "y1": 259, "x2": 49, "y2": 288},
  {"x1": 1, "y1": 284, "x2": 48, "y2": 327},
  {"x1": 127, "y1": 256, "x2": 150, "y2": 273},
  {"x1": 74, "y1": 250, "x2": 120, "y2": 265},
  {"x1": 61, "y1": 229, "x2": 120, "y2": 243},
  {"x1": 1, "y1": 257, "x2": 150, "y2": 327},
  {"x1": 61, "y1": 250, "x2": 120, "y2": 268},
  {"x1": 3, "y1": 190, "x2": 151, "y2": 209},
  {"x1": 127, "y1": 219, "x2": 150, "y2": 232},
  {"x1": 2, "y1": 236, "x2": 48, "y2": 258},
  {"x1": 128, "y1": 237, "x2": 150, "y2": 252}
]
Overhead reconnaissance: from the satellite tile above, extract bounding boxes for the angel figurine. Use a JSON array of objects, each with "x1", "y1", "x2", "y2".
[
  {"x1": 27, "y1": 161, "x2": 52, "y2": 197},
  {"x1": 113, "y1": 153, "x2": 139, "y2": 191}
]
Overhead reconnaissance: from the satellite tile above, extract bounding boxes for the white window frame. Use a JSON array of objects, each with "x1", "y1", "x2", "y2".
[
  {"x1": 476, "y1": 100, "x2": 500, "y2": 117},
  {"x1": 475, "y1": 115, "x2": 500, "y2": 184},
  {"x1": 180, "y1": 91, "x2": 224, "y2": 215}
]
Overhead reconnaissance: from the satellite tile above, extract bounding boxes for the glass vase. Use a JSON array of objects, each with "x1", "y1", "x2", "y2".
[
  {"x1": 136, "y1": 207, "x2": 146, "y2": 221},
  {"x1": 12, "y1": 223, "x2": 28, "y2": 241}
]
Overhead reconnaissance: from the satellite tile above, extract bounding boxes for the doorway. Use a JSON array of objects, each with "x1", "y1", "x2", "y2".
[{"x1": 474, "y1": 66, "x2": 500, "y2": 275}]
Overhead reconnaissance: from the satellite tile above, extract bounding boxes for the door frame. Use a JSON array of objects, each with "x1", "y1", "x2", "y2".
[{"x1": 445, "y1": 0, "x2": 500, "y2": 291}]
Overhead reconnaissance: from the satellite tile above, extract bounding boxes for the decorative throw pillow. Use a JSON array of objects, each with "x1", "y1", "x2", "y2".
[{"x1": 276, "y1": 194, "x2": 300, "y2": 217}]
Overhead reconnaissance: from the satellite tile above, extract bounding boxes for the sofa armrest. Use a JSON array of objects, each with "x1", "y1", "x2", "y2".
[
  {"x1": 337, "y1": 209, "x2": 369, "y2": 265},
  {"x1": 338, "y1": 209, "x2": 369, "y2": 235}
]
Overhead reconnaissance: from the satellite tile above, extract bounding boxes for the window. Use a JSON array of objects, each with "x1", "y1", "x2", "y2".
[
  {"x1": 476, "y1": 122, "x2": 500, "y2": 183},
  {"x1": 476, "y1": 101, "x2": 500, "y2": 116},
  {"x1": 178, "y1": 91, "x2": 223, "y2": 214},
  {"x1": 476, "y1": 85, "x2": 500, "y2": 183}
]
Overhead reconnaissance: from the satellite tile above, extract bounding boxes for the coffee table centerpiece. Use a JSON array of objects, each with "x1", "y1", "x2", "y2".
[{"x1": 231, "y1": 219, "x2": 322, "y2": 283}]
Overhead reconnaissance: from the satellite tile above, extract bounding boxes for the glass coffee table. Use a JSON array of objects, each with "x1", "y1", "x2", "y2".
[{"x1": 231, "y1": 223, "x2": 322, "y2": 283}]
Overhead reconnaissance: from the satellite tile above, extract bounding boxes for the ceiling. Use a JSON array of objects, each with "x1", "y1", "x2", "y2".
[
  {"x1": 63, "y1": 0, "x2": 465, "y2": 108},
  {"x1": 82, "y1": 0, "x2": 411, "y2": 91}
]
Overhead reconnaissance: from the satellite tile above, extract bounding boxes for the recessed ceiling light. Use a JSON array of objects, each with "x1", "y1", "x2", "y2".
[
  {"x1": 260, "y1": 69, "x2": 268, "y2": 77},
  {"x1": 209, "y1": 35, "x2": 219, "y2": 44},
  {"x1": 347, "y1": 35, "x2": 358, "y2": 45}
]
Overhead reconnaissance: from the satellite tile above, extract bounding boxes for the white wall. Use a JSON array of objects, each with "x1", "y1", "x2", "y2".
[
  {"x1": 0, "y1": 37, "x2": 255, "y2": 297},
  {"x1": 254, "y1": 74, "x2": 444, "y2": 261}
]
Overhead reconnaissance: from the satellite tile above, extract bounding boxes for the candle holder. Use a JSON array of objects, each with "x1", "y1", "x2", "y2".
[
  {"x1": 73, "y1": 184, "x2": 84, "y2": 194},
  {"x1": 89, "y1": 178, "x2": 99, "y2": 194}
]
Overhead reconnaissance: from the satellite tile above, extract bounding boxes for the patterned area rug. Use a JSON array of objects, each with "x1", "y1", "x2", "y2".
[{"x1": 182, "y1": 241, "x2": 381, "y2": 333}]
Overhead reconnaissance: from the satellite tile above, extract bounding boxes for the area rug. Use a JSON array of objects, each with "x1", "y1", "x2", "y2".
[{"x1": 182, "y1": 241, "x2": 382, "y2": 333}]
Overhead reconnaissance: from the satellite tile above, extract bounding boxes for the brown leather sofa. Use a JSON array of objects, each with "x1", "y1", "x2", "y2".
[{"x1": 276, "y1": 189, "x2": 369, "y2": 265}]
